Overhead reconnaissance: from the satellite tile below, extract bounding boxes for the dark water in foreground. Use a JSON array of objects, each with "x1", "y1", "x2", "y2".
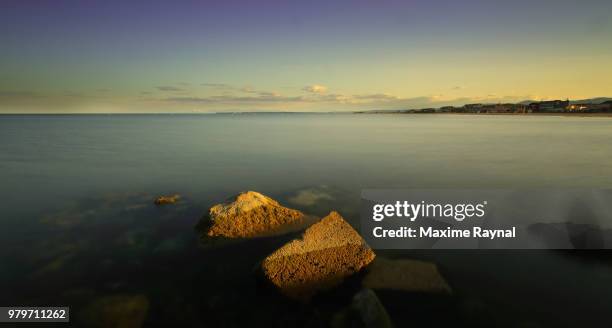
[{"x1": 1, "y1": 114, "x2": 612, "y2": 327}]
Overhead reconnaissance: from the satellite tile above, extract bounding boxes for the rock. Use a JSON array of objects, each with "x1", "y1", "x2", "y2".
[
  {"x1": 201, "y1": 191, "x2": 308, "y2": 238},
  {"x1": 154, "y1": 194, "x2": 180, "y2": 205},
  {"x1": 78, "y1": 294, "x2": 149, "y2": 328},
  {"x1": 362, "y1": 257, "x2": 451, "y2": 294},
  {"x1": 352, "y1": 289, "x2": 394, "y2": 328},
  {"x1": 331, "y1": 289, "x2": 393, "y2": 328},
  {"x1": 261, "y1": 211, "x2": 376, "y2": 301}
]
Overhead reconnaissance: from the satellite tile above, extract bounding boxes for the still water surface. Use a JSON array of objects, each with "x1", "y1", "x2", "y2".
[{"x1": 1, "y1": 114, "x2": 611, "y2": 327}]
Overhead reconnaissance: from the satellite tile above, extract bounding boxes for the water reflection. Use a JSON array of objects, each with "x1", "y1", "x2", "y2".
[
  {"x1": 1, "y1": 114, "x2": 612, "y2": 327},
  {"x1": 0, "y1": 188, "x2": 609, "y2": 326}
]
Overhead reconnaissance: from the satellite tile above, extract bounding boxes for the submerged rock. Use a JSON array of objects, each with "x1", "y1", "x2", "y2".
[
  {"x1": 78, "y1": 294, "x2": 149, "y2": 328},
  {"x1": 331, "y1": 288, "x2": 394, "y2": 328},
  {"x1": 154, "y1": 194, "x2": 180, "y2": 205},
  {"x1": 200, "y1": 191, "x2": 308, "y2": 238},
  {"x1": 351, "y1": 289, "x2": 394, "y2": 328},
  {"x1": 261, "y1": 211, "x2": 376, "y2": 301},
  {"x1": 362, "y1": 257, "x2": 451, "y2": 294}
]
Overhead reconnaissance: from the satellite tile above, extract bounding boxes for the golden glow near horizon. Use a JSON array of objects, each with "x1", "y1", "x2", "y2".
[{"x1": 1, "y1": 1, "x2": 611, "y2": 113}]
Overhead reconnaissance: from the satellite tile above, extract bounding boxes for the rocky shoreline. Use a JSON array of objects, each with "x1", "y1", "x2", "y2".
[{"x1": 194, "y1": 191, "x2": 452, "y2": 327}]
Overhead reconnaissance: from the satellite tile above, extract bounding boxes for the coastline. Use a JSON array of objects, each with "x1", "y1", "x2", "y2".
[
  {"x1": 356, "y1": 112, "x2": 612, "y2": 118},
  {"x1": 1, "y1": 112, "x2": 612, "y2": 117}
]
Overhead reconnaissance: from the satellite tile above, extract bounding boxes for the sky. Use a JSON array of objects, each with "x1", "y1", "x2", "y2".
[{"x1": 1, "y1": 0, "x2": 611, "y2": 113}]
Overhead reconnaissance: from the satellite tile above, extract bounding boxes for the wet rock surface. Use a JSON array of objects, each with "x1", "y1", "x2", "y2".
[
  {"x1": 199, "y1": 191, "x2": 310, "y2": 238},
  {"x1": 78, "y1": 294, "x2": 149, "y2": 328},
  {"x1": 261, "y1": 211, "x2": 376, "y2": 301},
  {"x1": 154, "y1": 194, "x2": 181, "y2": 205},
  {"x1": 362, "y1": 257, "x2": 451, "y2": 294},
  {"x1": 331, "y1": 288, "x2": 394, "y2": 328}
]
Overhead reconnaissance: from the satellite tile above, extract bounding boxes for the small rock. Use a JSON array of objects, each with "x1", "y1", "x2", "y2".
[
  {"x1": 351, "y1": 289, "x2": 394, "y2": 328},
  {"x1": 78, "y1": 294, "x2": 149, "y2": 328},
  {"x1": 362, "y1": 257, "x2": 451, "y2": 294},
  {"x1": 154, "y1": 194, "x2": 180, "y2": 205},
  {"x1": 200, "y1": 191, "x2": 308, "y2": 238},
  {"x1": 331, "y1": 289, "x2": 394, "y2": 328},
  {"x1": 261, "y1": 211, "x2": 376, "y2": 301}
]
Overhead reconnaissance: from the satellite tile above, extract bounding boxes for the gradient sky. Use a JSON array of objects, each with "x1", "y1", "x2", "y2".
[{"x1": 1, "y1": 0, "x2": 611, "y2": 113}]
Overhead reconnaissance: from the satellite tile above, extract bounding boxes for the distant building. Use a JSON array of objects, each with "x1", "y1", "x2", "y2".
[
  {"x1": 513, "y1": 104, "x2": 528, "y2": 113},
  {"x1": 470, "y1": 103, "x2": 519, "y2": 113},
  {"x1": 568, "y1": 102, "x2": 612, "y2": 112},
  {"x1": 495, "y1": 104, "x2": 513, "y2": 113},
  {"x1": 529, "y1": 100, "x2": 569, "y2": 112},
  {"x1": 438, "y1": 106, "x2": 455, "y2": 113},
  {"x1": 463, "y1": 103, "x2": 483, "y2": 113},
  {"x1": 567, "y1": 104, "x2": 590, "y2": 112},
  {"x1": 479, "y1": 104, "x2": 497, "y2": 113}
]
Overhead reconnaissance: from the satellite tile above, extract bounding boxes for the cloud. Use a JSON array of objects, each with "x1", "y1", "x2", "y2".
[
  {"x1": 302, "y1": 84, "x2": 328, "y2": 94},
  {"x1": 0, "y1": 91, "x2": 41, "y2": 98},
  {"x1": 156, "y1": 86, "x2": 185, "y2": 92},
  {"x1": 201, "y1": 83, "x2": 231, "y2": 88},
  {"x1": 352, "y1": 93, "x2": 398, "y2": 101},
  {"x1": 288, "y1": 188, "x2": 334, "y2": 206},
  {"x1": 315, "y1": 94, "x2": 351, "y2": 102},
  {"x1": 158, "y1": 83, "x2": 538, "y2": 111},
  {"x1": 241, "y1": 86, "x2": 256, "y2": 93},
  {"x1": 63, "y1": 91, "x2": 87, "y2": 97},
  {"x1": 165, "y1": 94, "x2": 304, "y2": 104},
  {"x1": 256, "y1": 91, "x2": 280, "y2": 97}
]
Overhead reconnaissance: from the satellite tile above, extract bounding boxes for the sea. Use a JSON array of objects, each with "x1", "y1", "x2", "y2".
[{"x1": 1, "y1": 113, "x2": 611, "y2": 327}]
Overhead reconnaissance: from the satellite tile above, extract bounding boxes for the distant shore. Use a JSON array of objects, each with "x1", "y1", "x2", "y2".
[
  {"x1": 1, "y1": 111, "x2": 612, "y2": 117},
  {"x1": 355, "y1": 112, "x2": 612, "y2": 117}
]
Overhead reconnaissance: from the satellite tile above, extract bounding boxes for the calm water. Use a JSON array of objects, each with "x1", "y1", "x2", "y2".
[{"x1": 1, "y1": 114, "x2": 612, "y2": 327}]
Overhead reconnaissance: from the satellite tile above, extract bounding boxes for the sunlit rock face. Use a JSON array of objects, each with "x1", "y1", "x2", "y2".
[
  {"x1": 261, "y1": 211, "x2": 376, "y2": 301},
  {"x1": 201, "y1": 191, "x2": 307, "y2": 238}
]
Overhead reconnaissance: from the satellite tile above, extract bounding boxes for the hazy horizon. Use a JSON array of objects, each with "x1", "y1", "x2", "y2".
[{"x1": 2, "y1": 0, "x2": 611, "y2": 113}]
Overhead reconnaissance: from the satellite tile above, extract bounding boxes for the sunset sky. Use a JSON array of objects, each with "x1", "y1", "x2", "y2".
[{"x1": 1, "y1": 0, "x2": 611, "y2": 113}]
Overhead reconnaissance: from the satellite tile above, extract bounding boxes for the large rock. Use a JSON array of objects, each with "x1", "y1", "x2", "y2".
[
  {"x1": 261, "y1": 211, "x2": 376, "y2": 301},
  {"x1": 201, "y1": 191, "x2": 308, "y2": 238},
  {"x1": 362, "y1": 257, "x2": 451, "y2": 293}
]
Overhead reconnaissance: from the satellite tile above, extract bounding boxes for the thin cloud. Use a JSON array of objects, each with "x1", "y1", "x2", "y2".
[
  {"x1": 201, "y1": 83, "x2": 231, "y2": 88},
  {"x1": 160, "y1": 83, "x2": 538, "y2": 110},
  {"x1": 256, "y1": 91, "x2": 280, "y2": 97},
  {"x1": 314, "y1": 94, "x2": 351, "y2": 103},
  {"x1": 0, "y1": 91, "x2": 41, "y2": 98},
  {"x1": 165, "y1": 94, "x2": 304, "y2": 103},
  {"x1": 303, "y1": 84, "x2": 328, "y2": 94},
  {"x1": 156, "y1": 86, "x2": 185, "y2": 92},
  {"x1": 241, "y1": 86, "x2": 256, "y2": 93},
  {"x1": 352, "y1": 93, "x2": 398, "y2": 101}
]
